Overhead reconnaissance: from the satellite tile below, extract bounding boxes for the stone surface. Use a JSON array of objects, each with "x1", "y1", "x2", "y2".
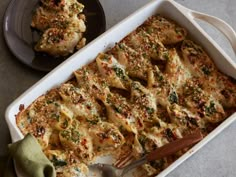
[{"x1": 0, "y1": 0, "x2": 236, "y2": 176}]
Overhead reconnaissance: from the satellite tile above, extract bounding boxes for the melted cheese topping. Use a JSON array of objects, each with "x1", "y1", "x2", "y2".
[{"x1": 16, "y1": 15, "x2": 236, "y2": 176}]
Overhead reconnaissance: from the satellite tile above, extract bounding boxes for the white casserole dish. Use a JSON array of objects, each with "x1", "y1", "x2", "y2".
[{"x1": 5, "y1": 0, "x2": 236, "y2": 176}]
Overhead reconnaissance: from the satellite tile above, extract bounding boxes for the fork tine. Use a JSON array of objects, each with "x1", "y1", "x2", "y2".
[{"x1": 114, "y1": 153, "x2": 134, "y2": 168}]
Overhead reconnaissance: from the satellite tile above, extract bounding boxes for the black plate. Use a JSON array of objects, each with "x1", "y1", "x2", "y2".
[{"x1": 3, "y1": 0, "x2": 106, "y2": 72}]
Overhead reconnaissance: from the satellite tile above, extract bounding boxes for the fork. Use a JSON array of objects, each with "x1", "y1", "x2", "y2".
[{"x1": 89, "y1": 130, "x2": 203, "y2": 177}]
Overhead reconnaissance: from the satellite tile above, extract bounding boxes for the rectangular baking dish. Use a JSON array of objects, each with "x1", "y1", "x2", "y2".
[{"x1": 5, "y1": 0, "x2": 236, "y2": 176}]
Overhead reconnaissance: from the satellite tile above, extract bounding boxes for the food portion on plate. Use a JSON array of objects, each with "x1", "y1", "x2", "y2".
[
  {"x1": 31, "y1": 0, "x2": 86, "y2": 57},
  {"x1": 16, "y1": 15, "x2": 236, "y2": 177}
]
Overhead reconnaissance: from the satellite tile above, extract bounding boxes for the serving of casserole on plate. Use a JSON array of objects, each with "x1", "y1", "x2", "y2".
[
  {"x1": 31, "y1": 0, "x2": 87, "y2": 57},
  {"x1": 5, "y1": 0, "x2": 236, "y2": 177},
  {"x1": 3, "y1": 0, "x2": 105, "y2": 71}
]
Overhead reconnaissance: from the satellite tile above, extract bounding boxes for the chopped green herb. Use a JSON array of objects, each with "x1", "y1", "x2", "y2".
[
  {"x1": 164, "y1": 128, "x2": 174, "y2": 141},
  {"x1": 205, "y1": 101, "x2": 216, "y2": 116},
  {"x1": 201, "y1": 66, "x2": 211, "y2": 75},
  {"x1": 27, "y1": 116, "x2": 32, "y2": 124},
  {"x1": 71, "y1": 130, "x2": 80, "y2": 143},
  {"x1": 187, "y1": 117, "x2": 198, "y2": 127},
  {"x1": 106, "y1": 94, "x2": 112, "y2": 104},
  {"x1": 113, "y1": 66, "x2": 127, "y2": 80},
  {"x1": 62, "y1": 119, "x2": 69, "y2": 128},
  {"x1": 74, "y1": 167, "x2": 81, "y2": 173},
  {"x1": 132, "y1": 82, "x2": 143, "y2": 93},
  {"x1": 163, "y1": 51, "x2": 169, "y2": 60},
  {"x1": 146, "y1": 107, "x2": 154, "y2": 114},
  {"x1": 168, "y1": 91, "x2": 178, "y2": 104},
  {"x1": 52, "y1": 113, "x2": 60, "y2": 121},
  {"x1": 51, "y1": 155, "x2": 67, "y2": 167},
  {"x1": 114, "y1": 106, "x2": 122, "y2": 113},
  {"x1": 158, "y1": 75, "x2": 164, "y2": 82},
  {"x1": 111, "y1": 131, "x2": 122, "y2": 143},
  {"x1": 46, "y1": 100, "x2": 53, "y2": 104},
  {"x1": 102, "y1": 54, "x2": 109, "y2": 61},
  {"x1": 146, "y1": 27, "x2": 153, "y2": 34},
  {"x1": 119, "y1": 125, "x2": 126, "y2": 132},
  {"x1": 26, "y1": 112, "x2": 32, "y2": 123},
  {"x1": 142, "y1": 53, "x2": 148, "y2": 58},
  {"x1": 54, "y1": 102, "x2": 60, "y2": 107},
  {"x1": 101, "y1": 81, "x2": 108, "y2": 88},
  {"x1": 86, "y1": 118, "x2": 99, "y2": 125},
  {"x1": 138, "y1": 135, "x2": 147, "y2": 148},
  {"x1": 118, "y1": 43, "x2": 125, "y2": 50},
  {"x1": 60, "y1": 130, "x2": 70, "y2": 139},
  {"x1": 20, "y1": 122, "x2": 25, "y2": 129}
]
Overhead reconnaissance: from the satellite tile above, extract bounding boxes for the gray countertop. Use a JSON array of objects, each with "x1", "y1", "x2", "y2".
[{"x1": 1, "y1": 0, "x2": 236, "y2": 176}]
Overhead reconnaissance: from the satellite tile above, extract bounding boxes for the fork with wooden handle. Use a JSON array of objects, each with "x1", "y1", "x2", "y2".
[{"x1": 89, "y1": 130, "x2": 203, "y2": 177}]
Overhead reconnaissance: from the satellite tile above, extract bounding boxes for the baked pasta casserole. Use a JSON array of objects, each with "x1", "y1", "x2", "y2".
[{"x1": 16, "y1": 15, "x2": 236, "y2": 176}]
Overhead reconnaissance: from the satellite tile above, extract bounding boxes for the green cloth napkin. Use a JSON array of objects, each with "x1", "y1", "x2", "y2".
[{"x1": 5, "y1": 134, "x2": 56, "y2": 177}]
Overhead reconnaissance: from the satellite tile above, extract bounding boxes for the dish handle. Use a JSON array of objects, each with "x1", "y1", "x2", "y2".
[
  {"x1": 174, "y1": 2, "x2": 236, "y2": 58},
  {"x1": 190, "y1": 11, "x2": 236, "y2": 55}
]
